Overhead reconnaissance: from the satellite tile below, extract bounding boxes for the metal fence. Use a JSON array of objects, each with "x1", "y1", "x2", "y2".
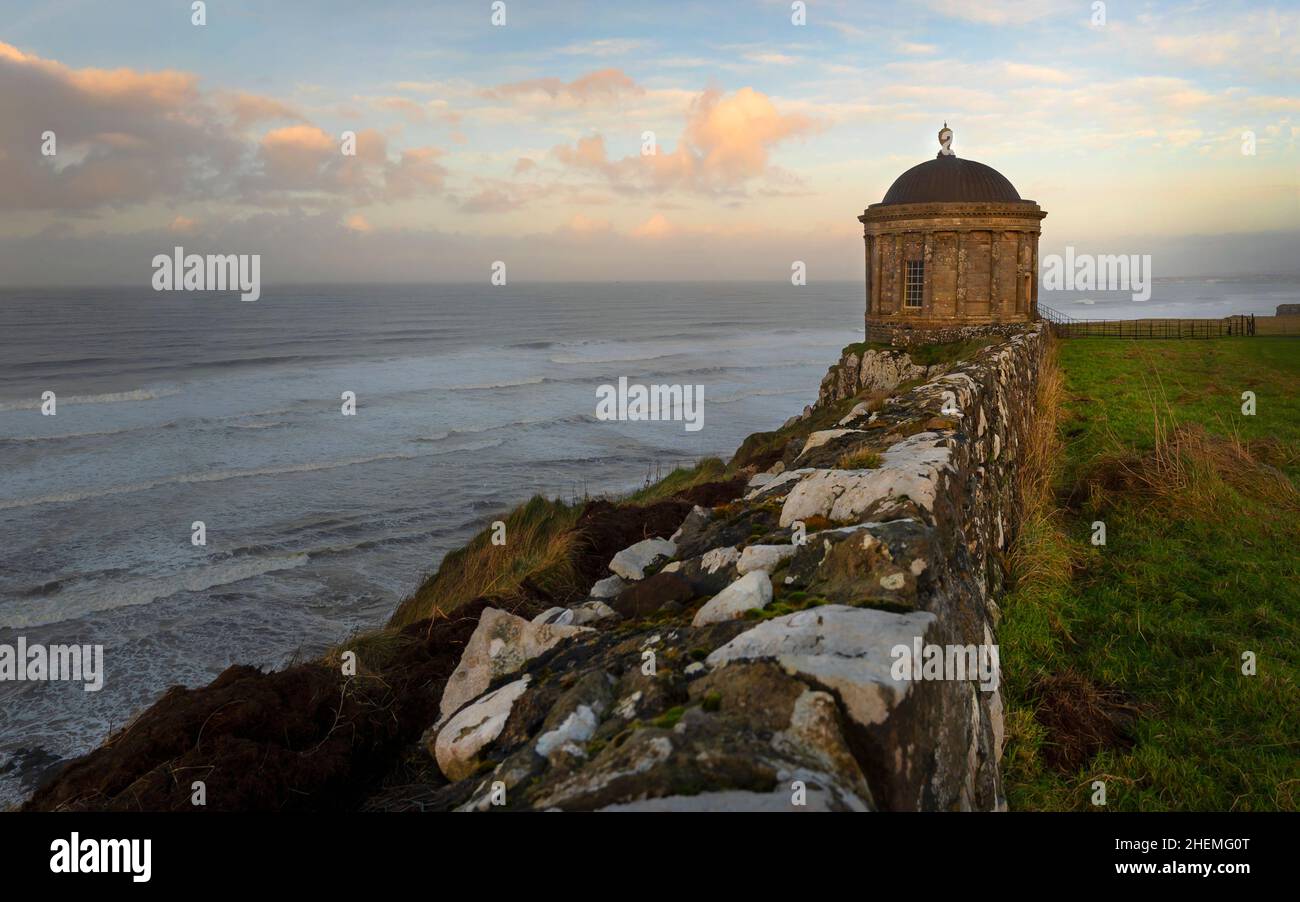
[{"x1": 1036, "y1": 305, "x2": 1297, "y2": 339}]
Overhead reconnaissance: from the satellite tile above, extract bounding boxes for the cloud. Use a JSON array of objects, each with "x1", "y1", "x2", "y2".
[
  {"x1": 224, "y1": 91, "x2": 304, "y2": 129},
  {"x1": 1001, "y1": 63, "x2": 1072, "y2": 84},
  {"x1": 551, "y1": 86, "x2": 820, "y2": 195},
  {"x1": 372, "y1": 96, "x2": 429, "y2": 124},
  {"x1": 459, "y1": 186, "x2": 517, "y2": 214},
  {"x1": 555, "y1": 39, "x2": 647, "y2": 57},
  {"x1": 631, "y1": 213, "x2": 674, "y2": 238},
  {"x1": 484, "y1": 68, "x2": 644, "y2": 105},
  {"x1": 0, "y1": 42, "x2": 448, "y2": 214},
  {"x1": 561, "y1": 212, "x2": 613, "y2": 233},
  {"x1": 921, "y1": 0, "x2": 1073, "y2": 25},
  {"x1": 242, "y1": 122, "x2": 446, "y2": 205},
  {"x1": 0, "y1": 41, "x2": 239, "y2": 211}
]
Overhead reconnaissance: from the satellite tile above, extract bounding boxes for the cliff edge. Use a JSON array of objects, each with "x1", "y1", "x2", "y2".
[{"x1": 25, "y1": 326, "x2": 1045, "y2": 812}]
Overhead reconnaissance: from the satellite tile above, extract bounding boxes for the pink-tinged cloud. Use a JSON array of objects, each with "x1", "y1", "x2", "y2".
[
  {"x1": 485, "y1": 68, "x2": 643, "y2": 104},
  {"x1": 551, "y1": 86, "x2": 820, "y2": 195},
  {"x1": 562, "y1": 213, "x2": 613, "y2": 233},
  {"x1": 373, "y1": 96, "x2": 428, "y2": 124},
  {"x1": 0, "y1": 42, "x2": 448, "y2": 213},
  {"x1": 224, "y1": 91, "x2": 305, "y2": 129},
  {"x1": 0, "y1": 41, "x2": 238, "y2": 211},
  {"x1": 246, "y1": 125, "x2": 444, "y2": 203},
  {"x1": 631, "y1": 213, "x2": 675, "y2": 238}
]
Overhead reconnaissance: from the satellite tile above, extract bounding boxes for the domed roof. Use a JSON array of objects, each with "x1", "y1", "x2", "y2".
[{"x1": 882, "y1": 154, "x2": 1022, "y2": 205}]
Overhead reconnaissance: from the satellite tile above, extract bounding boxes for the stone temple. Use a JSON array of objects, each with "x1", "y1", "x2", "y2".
[{"x1": 860, "y1": 125, "x2": 1046, "y2": 346}]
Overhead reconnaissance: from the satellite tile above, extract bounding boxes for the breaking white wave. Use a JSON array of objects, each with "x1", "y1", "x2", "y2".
[
  {"x1": 0, "y1": 452, "x2": 424, "y2": 512},
  {"x1": 0, "y1": 387, "x2": 180, "y2": 411},
  {"x1": 2, "y1": 553, "x2": 311, "y2": 629}
]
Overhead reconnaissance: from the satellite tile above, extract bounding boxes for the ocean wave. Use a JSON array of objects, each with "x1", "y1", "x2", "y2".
[
  {"x1": 0, "y1": 387, "x2": 180, "y2": 411},
  {"x1": 0, "y1": 425, "x2": 145, "y2": 444},
  {"x1": 416, "y1": 413, "x2": 594, "y2": 443},
  {"x1": 710, "y1": 387, "x2": 811, "y2": 404},
  {"x1": 1, "y1": 553, "x2": 311, "y2": 629},
  {"x1": 0, "y1": 452, "x2": 424, "y2": 512},
  {"x1": 446, "y1": 376, "x2": 546, "y2": 390},
  {"x1": 549, "y1": 351, "x2": 685, "y2": 365}
]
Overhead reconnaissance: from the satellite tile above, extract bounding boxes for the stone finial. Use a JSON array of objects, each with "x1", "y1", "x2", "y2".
[{"x1": 938, "y1": 123, "x2": 955, "y2": 157}]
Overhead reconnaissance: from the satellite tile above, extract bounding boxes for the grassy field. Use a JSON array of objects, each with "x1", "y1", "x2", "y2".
[{"x1": 1001, "y1": 337, "x2": 1300, "y2": 810}]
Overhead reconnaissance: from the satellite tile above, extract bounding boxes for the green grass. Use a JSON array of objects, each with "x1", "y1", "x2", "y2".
[
  {"x1": 627, "y1": 457, "x2": 727, "y2": 503},
  {"x1": 836, "y1": 448, "x2": 884, "y2": 470},
  {"x1": 1001, "y1": 338, "x2": 1300, "y2": 811},
  {"x1": 834, "y1": 335, "x2": 1002, "y2": 367},
  {"x1": 906, "y1": 335, "x2": 1004, "y2": 367},
  {"x1": 387, "y1": 495, "x2": 582, "y2": 628}
]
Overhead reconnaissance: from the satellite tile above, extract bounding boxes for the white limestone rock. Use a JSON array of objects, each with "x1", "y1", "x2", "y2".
[
  {"x1": 608, "y1": 538, "x2": 676, "y2": 581},
  {"x1": 532, "y1": 606, "x2": 575, "y2": 627},
  {"x1": 439, "y1": 607, "x2": 590, "y2": 721},
  {"x1": 433, "y1": 676, "x2": 530, "y2": 782},
  {"x1": 706, "y1": 605, "x2": 937, "y2": 730},
  {"x1": 570, "y1": 600, "x2": 617, "y2": 625},
  {"x1": 691, "y1": 571, "x2": 773, "y2": 627},
  {"x1": 799, "y1": 428, "x2": 863, "y2": 457},
  {"x1": 700, "y1": 545, "x2": 740, "y2": 573},
  {"x1": 588, "y1": 575, "x2": 627, "y2": 599},
  {"x1": 535, "y1": 704, "x2": 601, "y2": 764},
  {"x1": 743, "y1": 467, "x2": 814, "y2": 502},
  {"x1": 778, "y1": 434, "x2": 954, "y2": 527},
  {"x1": 737, "y1": 543, "x2": 797, "y2": 574}
]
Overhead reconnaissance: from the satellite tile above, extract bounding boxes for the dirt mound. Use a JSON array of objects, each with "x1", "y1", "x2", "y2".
[
  {"x1": 23, "y1": 611, "x2": 487, "y2": 813},
  {"x1": 1032, "y1": 669, "x2": 1138, "y2": 773},
  {"x1": 571, "y1": 498, "x2": 693, "y2": 588},
  {"x1": 674, "y1": 476, "x2": 747, "y2": 508}
]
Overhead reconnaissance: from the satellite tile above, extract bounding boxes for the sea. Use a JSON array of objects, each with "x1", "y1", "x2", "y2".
[{"x1": 0, "y1": 276, "x2": 1295, "y2": 807}]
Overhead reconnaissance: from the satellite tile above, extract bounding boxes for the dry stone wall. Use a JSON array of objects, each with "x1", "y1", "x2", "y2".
[{"x1": 421, "y1": 325, "x2": 1046, "y2": 811}]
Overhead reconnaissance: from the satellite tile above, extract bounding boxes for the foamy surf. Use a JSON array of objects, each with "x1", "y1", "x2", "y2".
[
  {"x1": 0, "y1": 387, "x2": 180, "y2": 411},
  {"x1": 2, "y1": 552, "x2": 311, "y2": 629},
  {"x1": 0, "y1": 452, "x2": 425, "y2": 511}
]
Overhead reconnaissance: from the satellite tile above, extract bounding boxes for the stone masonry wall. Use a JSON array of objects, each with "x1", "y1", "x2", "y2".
[
  {"x1": 867, "y1": 320, "x2": 1038, "y2": 349},
  {"x1": 417, "y1": 325, "x2": 1047, "y2": 811}
]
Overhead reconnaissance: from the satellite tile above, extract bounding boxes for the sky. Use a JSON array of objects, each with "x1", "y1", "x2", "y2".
[{"x1": 1, "y1": 0, "x2": 1297, "y2": 284}]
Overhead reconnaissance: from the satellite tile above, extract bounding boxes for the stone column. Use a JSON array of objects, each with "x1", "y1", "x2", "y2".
[
  {"x1": 989, "y1": 231, "x2": 1000, "y2": 320},
  {"x1": 922, "y1": 232, "x2": 934, "y2": 314},
  {"x1": 955, "y1": 231, "x2": 966, "y2": 316},
  {"x1": 872, "y1": 233, "x2": 882, "y2": 314},
  {"x1": 864, "y1": 235, "x2": 872, "y2": 321},
  {"x1": 1030, "y1": 238, "x2": 1039, "y2": 316},
  {"x1": 1015, "y1": 232, "x2": 1025, "y2": 315},
  {"x1": 895, "y1": 233, "x2": 904, "y2": 313}
]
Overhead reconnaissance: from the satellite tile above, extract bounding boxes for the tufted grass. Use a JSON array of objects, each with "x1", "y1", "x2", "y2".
[
  {"x1": 388, "y1": 495, "x2": 582, "y2": 629},
  {"x1": 1000, "y1": 337, "x2": 1300, "y2": 811},
  {"x1": 627, "y1": 457, "x2": 727, "y2": 503},
  {"x1": 837, "y1": 448, "x2": 884, "y2": 470}
]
